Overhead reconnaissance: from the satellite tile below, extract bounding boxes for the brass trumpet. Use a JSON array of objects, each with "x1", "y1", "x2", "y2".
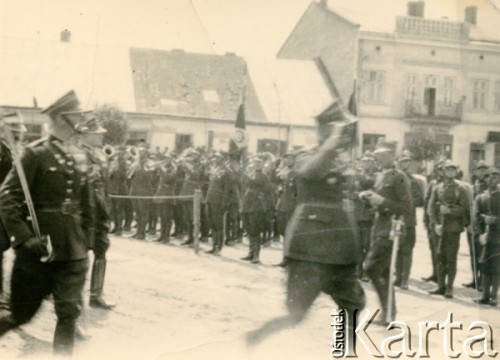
[{"x1": 103, "y1": 144, "x2": 115, "y2": 158}]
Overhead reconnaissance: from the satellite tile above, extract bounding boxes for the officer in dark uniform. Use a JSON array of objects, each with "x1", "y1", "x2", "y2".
[
  {"x1": 108, "y1": 147, "x2": 128, "y2": 236},
  {"x1": 427, "y1": 160, "x2": 469, "y2": 299},
  {"x1": 128, "y1": 144, "x2": 153, "y2": 240},
  {"x1": 474, "y1": 167, "x2": 500, "y2": 306},
  {"x1": 362, "y1": 140, "x2": 412, "y2": 324},
  {"x1": 0, "y1": 111, "x2": 27, "y2": 306},
  {"x1": 77, "y1": 112, "x2": 115, "y2": 310},
  {"x1": 246, "y1": 110, "x2": 364, "y2": 354},
  {"x1": 240, "y1": 156, "x2": 272, "y2": 264},
  {"x1": 224, "y1": 156, "x2": 242, "y2": 245},
  {"x1": 153, "y1": 155, "x2": 177, "y2": 243},
  {"x1": 0, "y1": 91, "x2": 92, "y2": 356},
  {"x1": 205, "y1": 152, "x2": 229, "y2": 255}
]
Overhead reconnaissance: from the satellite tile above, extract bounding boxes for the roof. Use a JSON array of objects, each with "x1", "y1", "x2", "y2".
[
  {"x1": 0, "y1": 37, "x2": 334, "y2": 127},
  {"x1": 0, "y1": 37, "x2": 136, "y2": 111},
  {"x1": 130, "y1": 48, "x2": 253, "y2": 120},
  {"x1": 245, "y1": 57, "x2": 333, "y2": 126},
  {"x1": 316, "y1": 0, "x2": 500, "y2": 42}
]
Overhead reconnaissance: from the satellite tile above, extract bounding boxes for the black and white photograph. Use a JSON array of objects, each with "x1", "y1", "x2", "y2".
[{"x1": 0, "y1": 0, "x2": 500, "y2": 359}]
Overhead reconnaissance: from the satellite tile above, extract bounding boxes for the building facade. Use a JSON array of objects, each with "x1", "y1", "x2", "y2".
[{"x1": 279, "y1": 0, "x2": 500, "y2": 178}]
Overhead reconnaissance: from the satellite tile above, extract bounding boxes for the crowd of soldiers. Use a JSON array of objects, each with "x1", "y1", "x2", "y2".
[{"x1": 0, "y1": 90, "x2": 499, "y2": 356}]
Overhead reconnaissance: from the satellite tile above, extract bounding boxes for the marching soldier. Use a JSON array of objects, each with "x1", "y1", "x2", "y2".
[
  {"x1": 474, "y1": 166, "x2": 500, "y2": 306},
  {"x1": 0, "y1": 91, "x2": 92, "y2": 356},
  {"x1": 77, "y1": 112, "x2": 115, "y2": 309},
  {"x1": 428, "y1": 160, "x2": 470, "y2": 299},
  {"x1": 246, "y1": 111, "x2": 364, "y2": 354},
  {"x1": 361, "y1": 140, "x2": 412, "y2": 324},
  {"x1": 0, "y1": 111, "x2": 27, "y2": 307}
]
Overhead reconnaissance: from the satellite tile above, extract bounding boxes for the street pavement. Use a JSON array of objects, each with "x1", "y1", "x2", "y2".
[{"x1": 0, "y1": 208, "x2": 498, "y2": 359}]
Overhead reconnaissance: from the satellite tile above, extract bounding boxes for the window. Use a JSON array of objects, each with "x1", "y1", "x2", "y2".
[
  {"x1": 362, "y1": 133, "x2": 385, "y2": 153},
  {"x1": 364, "y1": 70, "x2": 386, "y2": 104},
  {"x1": 407, "y1": 74, "x2": 418, "y2": 102},
  {"x1": 175, "y1": 134, "x2": 193, "y2": 153},
  {"x1": 443, "y1": 77, "x2": 454, "y2": 106},
  {"x1": 470, "y1": 143, "x2": 485, "y2": 173},
  {"x1": 472, "y1": 80, "x2": 488, "y2": 110},
  {"x1": 494, "y1": 81, "x2": 500, "y2": 112}
]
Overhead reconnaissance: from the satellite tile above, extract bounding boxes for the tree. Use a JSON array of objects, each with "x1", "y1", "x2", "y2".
[
  {"x1": 93, "y1": 104, "x2": 128, "y2": 145},
  {"x1": 405, "y1": 129, "x2": 441, "y2": 175}
]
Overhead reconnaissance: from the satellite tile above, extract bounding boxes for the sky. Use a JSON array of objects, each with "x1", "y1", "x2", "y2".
[{"x1": 0, "y1": 0, "x2": 311, "y2": 57}]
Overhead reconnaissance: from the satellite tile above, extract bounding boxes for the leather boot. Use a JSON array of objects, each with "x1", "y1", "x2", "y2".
[
  {"x1": 400, "y1": 254, "x2": 412, "y2": 290},
  {"x1": 444, "y1": 272, "x2": 456, "y2": 299},
  {"x1": 53, "y1": 318, "x2": 76, "y2": 356},
  {"x1": 0, "y1": 314, "x2": 17, "y2": 337},
  {"x1": 90, "y1": 259, "x2": 115, "y2": 310},
  {"x1": 251, "y1": 236, "x2": 261, "y2": 264},
  {"x1": 241, "y1": 235, "x2": 254, "y2": 261},
  {"x1": 429, "y1": 264, "x2": 446, "y2": 295}
]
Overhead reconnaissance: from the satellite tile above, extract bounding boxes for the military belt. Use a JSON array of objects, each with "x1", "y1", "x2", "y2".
[{"x1": 37, "y1": 200, "x2": 81, "y2": 215}]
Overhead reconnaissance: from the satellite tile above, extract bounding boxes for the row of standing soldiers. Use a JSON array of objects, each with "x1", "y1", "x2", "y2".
[{"x1": 108, "y1": 146, "x2": 298, "y2": 264}]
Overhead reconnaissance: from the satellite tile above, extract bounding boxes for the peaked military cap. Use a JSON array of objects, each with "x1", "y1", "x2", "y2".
[
  {"x1": 474, "y1": 160, "x2": 488, "y2": 170},
  {"x1": 487, "y1": 167, "x2": 500, "y2": 175},
  {"x1": 442, "y1": 160, "x2": 457, "y2": 169},
  {"x1": 41, "y1": 90, "x2": 80, "y2": 118},
  {"x1": 398, "y1": 149, "x2": 413, "y2": 162},
  {"x1": 361, "y1": 151, "x2": 375, "y2": 161}
]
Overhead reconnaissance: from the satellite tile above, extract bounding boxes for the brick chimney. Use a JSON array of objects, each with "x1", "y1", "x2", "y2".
[
  {"x1": 465, "y1": 6, "x2": 477, "y2": 25},
  {"x1": 407, "y1": 1, "x2": 425, "y2": 17},
  {"x1": 60, "y1": 29, "x2": 71, "y2": 42}
]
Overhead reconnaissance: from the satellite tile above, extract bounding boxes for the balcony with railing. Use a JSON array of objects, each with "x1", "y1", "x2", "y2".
[
  {"x1": 404, "y1": 100, "x2": 463, "y2": 123},
  {"x1": 395, "y1": 16, "x2": 469, "y2": 40}
]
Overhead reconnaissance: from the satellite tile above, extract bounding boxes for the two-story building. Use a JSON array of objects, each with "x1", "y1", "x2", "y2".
[{"x1": 279, "y1": 0, "x2": 500, "y2": 177}]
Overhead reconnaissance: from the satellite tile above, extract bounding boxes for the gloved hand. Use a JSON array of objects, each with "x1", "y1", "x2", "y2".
[{"x1": 21, "y1": 237, "x2": 49, "y2": 258}]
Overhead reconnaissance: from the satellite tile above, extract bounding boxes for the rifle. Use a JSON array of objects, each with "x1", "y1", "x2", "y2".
[
  {"x1": 4, "y1": 113, "x2": 53, "y2": 262},
  {"x1": 387, "y1": 216, "x2": 403, "y2": 323}
]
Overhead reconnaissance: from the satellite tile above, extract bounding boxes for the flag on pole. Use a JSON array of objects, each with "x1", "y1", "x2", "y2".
[{"x1": 229, "y1": 103, "x2": 247, "y2": 160}]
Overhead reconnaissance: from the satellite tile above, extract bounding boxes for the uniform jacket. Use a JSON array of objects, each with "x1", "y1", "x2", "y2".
[
  {"x1": 85, "y1": 146, "x2": 110, "y2": 252},
  {"x1": 108, "y1": 157, "x2": 128, "y2": 195},
  {"x1": 277, "y1": 168, "x2": 297, "y2": 213},
  {"x1": 284, "y1": 147, "x2": 361, "y2": 265},
  {"x1": 0, "y1": 136, "x2": 92, "y2": 261},
  {"x1": 154, "y1": 164, "x2": 177, "y2": 204},
  {"x1": 474, "y1": 189, "x2": 500, "y2": 272},
  {"x1": 428, "y1": 179, "x2": 470, "y2": 233},
  {"x1": 129, "y1": 163, "x2": 153, "y2": 196},
  {"x1": 205, "y1": 166, "x2": 228, "y2": 206},
  {"x1": 179, "y1": 163, "x2": 203, "y2": 200},
  {"x1": 372, "y1": 168, "x2": 412, "y2": 238},
  {"x1": 240, "y1": 170, "x2": 271, "y2": 213},
  {"x1": 223, "y1": 168, "x2": 241, "y2": 205}
]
